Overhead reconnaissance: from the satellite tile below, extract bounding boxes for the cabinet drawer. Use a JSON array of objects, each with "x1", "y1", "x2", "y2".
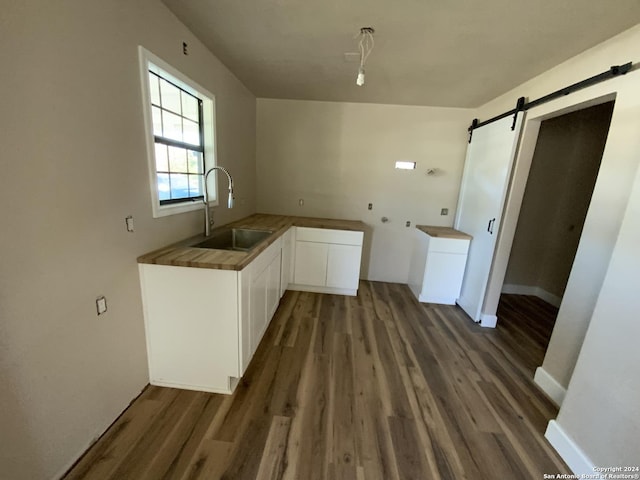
[
  {"x1": 426, "y1": 236, "x2": 470, "y2": 254},
  {"x1": 296, "y1": 227, "x2": 363, "y2": 245}
]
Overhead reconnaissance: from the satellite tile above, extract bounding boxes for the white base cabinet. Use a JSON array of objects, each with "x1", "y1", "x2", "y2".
[
  {"x1": 408, "y1": 228, "x2": 471, "y2": 305},
  {"x1": 139, "y1": 225, "x2": 366, "y2": 396},
  {"x1": 139, "y1": 237, "x2": 282, "y2": 394},
  {"x1": 291, "y1": 227, "x2": 363, "y2": 296}
]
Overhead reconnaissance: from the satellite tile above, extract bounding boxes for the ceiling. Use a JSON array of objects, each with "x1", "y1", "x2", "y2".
[{"x1": 162, "y1": 0, "x2": 640, "y2": 108}]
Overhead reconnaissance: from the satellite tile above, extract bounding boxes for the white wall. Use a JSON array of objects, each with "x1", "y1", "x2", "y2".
[
  {"x1": 256, "y1": 99, "x2": 471, "y2": 282},
  {"x1": 0, "y1": 1, "x2": 255, "y2": 478},
  {"x1": 476, "y1": 24, "x2": 640, "y2": 470},
  {"x1": 549, "y1": 148, "x2": 640, "y2": 471}
]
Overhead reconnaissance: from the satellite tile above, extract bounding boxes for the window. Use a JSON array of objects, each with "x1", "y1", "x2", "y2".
[
  {"x1": 139, "y1": 47, "x2": 217, "y2": 217},
  {"x1": 149, "y1": 72, "x2": 204, "y2": 204}
]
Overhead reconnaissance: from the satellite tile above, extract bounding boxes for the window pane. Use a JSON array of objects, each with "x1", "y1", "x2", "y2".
[
  {"x1": 157, "y1": 173, "x2": 171, "y2": 201},
  {"x1": 162, "y1": 110, "x2": 183, "y2": 142},
  {"x1": 188, "y1": 174, "x2": 203, "y2": 197},
  {"x1": 148, "y1": 72, "x2": 161, "y2": 105},
  {"x1": 159, "y1": 78, "x2": 182, "y2": 114},
  {"x1": 155, "y1": 143, "x2": 169, "y2": 172},
  {"x1": 187, "y1": 150, "x2": 203, "y2": 174},
  {"x1": 183, "y1": 119, "x2": 200, "y2": 146},
  {"x1": 168, "y1": 146, "x2": 188, "y2": 173},
  {"x1": 169, "y1": 173, "x2": 189, "y2": 199},
  {"x1": 152, "y1": 106, "x2": 163, "y2": 136},
  {"x1": 182, "y1": 92, "x2": 199, "y2": 122}
]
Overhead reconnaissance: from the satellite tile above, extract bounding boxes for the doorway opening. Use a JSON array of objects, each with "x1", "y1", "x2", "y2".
[{"x1": 497, "y1": 101, "x2": 615, "y2": 361}]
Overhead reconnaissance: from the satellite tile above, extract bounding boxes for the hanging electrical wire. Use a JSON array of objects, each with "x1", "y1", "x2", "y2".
[{"x1": 356, "y1": 27, "x2": 375, "y2": 86}]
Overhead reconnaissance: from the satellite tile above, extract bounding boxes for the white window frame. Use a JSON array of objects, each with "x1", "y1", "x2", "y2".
[{"x1": 138, "y1": 46, "x2": 218, "y2": 218}]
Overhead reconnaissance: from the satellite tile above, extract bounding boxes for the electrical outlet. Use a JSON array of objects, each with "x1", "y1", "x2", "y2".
[
  {"x1": 441, "y1": 208, "x2": 449, "y2": 216},
  {"x1": 96, "y1": 296, "x2": 107, "y2": 315},
  {"x1": 125, "y1": 215, "x2": 134, "y2": 232},
  {"x1": 368, "y1": 203, "x2": 373, "y2": 210},
  {"x1": 298, "y1": 198, "x2": 304, "y2": 206},
  {"x1": 406, "y1": 221, "x2": 411, "y2": 227}
]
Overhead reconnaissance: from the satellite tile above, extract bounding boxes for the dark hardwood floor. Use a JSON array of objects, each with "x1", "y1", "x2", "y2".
[{"x1": 64, "y1": 283, "x2": 567, "y2": 480}]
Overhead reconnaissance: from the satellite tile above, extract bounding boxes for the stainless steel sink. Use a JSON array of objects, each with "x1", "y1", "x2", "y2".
[{"x1": 191, "y1": 228, "x2": 273, "y2": 252}]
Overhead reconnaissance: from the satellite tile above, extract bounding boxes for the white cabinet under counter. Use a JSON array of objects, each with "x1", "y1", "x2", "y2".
[
  {"x1": 291, "y1": 227, "x2": 364, "y2": 296},
  {"x1": 408, "y1": 226, "x2": 472, "y2": 305},
  {"x1": 136, "y1": 214, "x2": 367, "y2": 395},
  {"x1": 138, "y1": 236, "x2": 282, "y2": 395}
]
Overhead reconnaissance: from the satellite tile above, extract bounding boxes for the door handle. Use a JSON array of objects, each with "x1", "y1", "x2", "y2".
[{"x1": 487, "y1": 218, "x2": 496, "y2": 234}]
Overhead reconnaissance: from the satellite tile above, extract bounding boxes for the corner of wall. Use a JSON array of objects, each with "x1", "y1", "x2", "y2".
[
  {"x1": 534, "y1": 366, "x2": 567, "y2": 407},
  {"x1": 545, "y1": 420, "x2": 595, "y2": 476}
]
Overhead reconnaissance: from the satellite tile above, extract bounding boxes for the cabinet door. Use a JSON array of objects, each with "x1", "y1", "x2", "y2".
[
  {"x1": 280, "y1": 228, "x2": 293, "y2": 297},
  {"x1": 422, "y1": 252, "x2": 468, "y2": 304},
  {"x1": 250, "y1": 265, "x2": 268, "y2": 354},
  {"x1": 294, "y1": 241, "x2": 328, "y2": 286},
  {"x1": 266, "y1": 251, "x2": 282, "y2": 320},
  {"x1": 239, "y1": 265, "x2": 252, "y2": 374},
  {"x1": 326, "y1": 244, "x2": 362, "y2": 290}
]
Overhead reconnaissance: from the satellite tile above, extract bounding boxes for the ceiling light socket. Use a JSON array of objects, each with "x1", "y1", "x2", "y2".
[
  {"x1": 356, "y1": 67, "x2": 365, "y2": 86},
  {"x1": 354, "y1": 27, "x2": 374, "y2": 87}
]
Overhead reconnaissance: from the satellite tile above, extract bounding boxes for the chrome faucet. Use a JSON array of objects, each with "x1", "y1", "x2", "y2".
[{"x1": 204, "y1": 166, "x2": 234, "y2": 237}]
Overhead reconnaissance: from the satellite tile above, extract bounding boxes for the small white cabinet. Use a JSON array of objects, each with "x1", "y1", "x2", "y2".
[
  {"x1": 408, "y1": 226, "x2": 471, "y2": 305},
  {"x1": 291, "y1": 227, "x2": 364, "y2": 296}
]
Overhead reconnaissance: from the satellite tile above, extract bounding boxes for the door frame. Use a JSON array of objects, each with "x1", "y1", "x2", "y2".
[{"x1": 480, "y1": 91, "x2": 617, "y2": 323}]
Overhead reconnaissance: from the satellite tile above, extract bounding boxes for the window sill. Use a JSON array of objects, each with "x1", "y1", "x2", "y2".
[{"x1": 152, "y1": 199, "x2": 218, "y2": 218}]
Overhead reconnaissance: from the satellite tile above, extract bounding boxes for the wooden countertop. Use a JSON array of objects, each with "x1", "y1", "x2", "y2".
[
  {"x1": 137, "y1": 213, "x2": 367, "y2": 271},
  {"x1": 416, "y1": 225, "x2": 472, "y2": 240}
]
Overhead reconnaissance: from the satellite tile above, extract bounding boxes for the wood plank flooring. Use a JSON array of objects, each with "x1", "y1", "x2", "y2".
[{"x1": 64, "y1": 283, "x2": 567, "y2": 480}]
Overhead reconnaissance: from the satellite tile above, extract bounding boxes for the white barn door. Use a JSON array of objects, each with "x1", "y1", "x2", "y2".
[{"x1": 455, "y1": 114, "x2": 523, "y2": 324}]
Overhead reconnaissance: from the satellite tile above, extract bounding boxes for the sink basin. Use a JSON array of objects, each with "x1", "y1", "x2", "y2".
[{"x1": 192, "y1": 228, "x2": 273, "y2": 252}]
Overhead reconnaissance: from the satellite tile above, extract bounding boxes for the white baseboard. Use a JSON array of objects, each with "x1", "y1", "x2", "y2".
[
  {"x1": 288, "y1": 284, "x2": 357, "y2": 296},
  {"x1": 545, "y1": 420, "x2": 594, "y2": 476},
  {"x1": 480, "y1": 313, "x2": 497, "y2": 328},
  {"x1": 501, "y1": 283, "x2": 562, "y2": 307},
  {"x1": 534, "y1": 367, "x2": 566, "y2": 407}
]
